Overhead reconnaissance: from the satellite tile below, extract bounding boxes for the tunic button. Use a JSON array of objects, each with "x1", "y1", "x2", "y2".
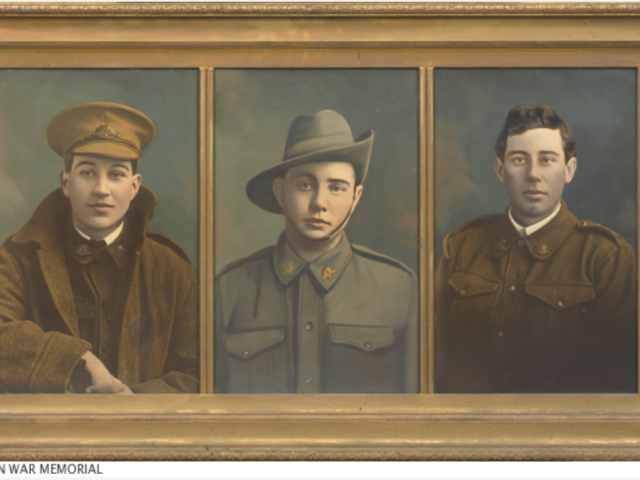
[
  {"x1": 459, "y1": 289, "x2": 467, "y2": 296},
  {"x1": 557, "y1": 300, "x2": 564, "y2": 308},
  {"x1": 579, "y1": 221, "x2": 588, "y2": 227},
  {"x1": 242, "y1": 350, "x2": 250, "y2": 357},
  {"x1": 497, "y1": 331, "x2": 503, "y2": 337},
  {"x1": 304, "y1": 323, "x2": 313, "y2": 331},
  {"x1": 507, "y1": 285, "x2": 516, "y2": 294},
  {"x1": 364, "y1": 342, "x2": 373, "y2": 349},
  {"x1": 304, "y1": 377, "x2": 313, "y2": 384},
  {"x1": 101, "y1": 344, "x2": 109, "y2": 354}
]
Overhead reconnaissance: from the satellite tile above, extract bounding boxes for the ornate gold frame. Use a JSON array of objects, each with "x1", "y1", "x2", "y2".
[{"x1": 1, "y1": 2, "x2": 639, "y2": 460}]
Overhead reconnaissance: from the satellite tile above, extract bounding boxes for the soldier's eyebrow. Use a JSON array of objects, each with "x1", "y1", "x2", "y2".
[
  {"x1": 538, "y1": 150, "x2": 561, "y2": 156},
  {"x1": 505, "y1": 150, "x2": 530, "y2": 157},
  {"x1": 292, "y1": 172, "x2": 317, "y2": 181},
  {"x1": 327, "y1": 178, "x2": 351, "y2": 186},
  {"x1": 74, "y1": 160, "x2": 96, "y2": 169},
  {"x1": 110, "y1": 163, "x2": 131, "y2": 171}
]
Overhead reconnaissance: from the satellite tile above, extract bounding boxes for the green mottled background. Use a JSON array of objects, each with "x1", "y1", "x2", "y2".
[
  {"x1": 215, "y1": 69, "x2": 419, "y2": 274},
  {"x1": 0, "y1": 69, "x2": 199, "y2": 265},
  {"x1": 435, "y1": 69, "x2": 637, "y2": 262}
]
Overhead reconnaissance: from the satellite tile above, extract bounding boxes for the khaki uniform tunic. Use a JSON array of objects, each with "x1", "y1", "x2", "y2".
[
  {"x1": 435, "y1": 202, "x2": 637, "y2": 393},
  {"x1": 216, "y1": 233, "x2": 418, "y2": 393}
]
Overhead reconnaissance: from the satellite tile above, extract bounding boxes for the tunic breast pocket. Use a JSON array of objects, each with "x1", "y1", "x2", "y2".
[
  {"x1": 447, "y1": 271, "x2": 501, "y2": 329},
  {"x1": 224, "y1": 328, "x2": 288, "y2": 393},
  {"x1": 524, "y1": 283, "x2": 595, "y2": 351},
  {"x1": 329, "y1": 324, "x2": 396, "y2": 353}
]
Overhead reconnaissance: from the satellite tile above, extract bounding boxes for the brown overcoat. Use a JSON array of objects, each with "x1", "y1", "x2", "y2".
[
  {"x1": 435, "y1": 201, "x2": 637, "y2": 393},
  {"x1": 0, "y1": 186, "x2": 198, "y2": 393}
]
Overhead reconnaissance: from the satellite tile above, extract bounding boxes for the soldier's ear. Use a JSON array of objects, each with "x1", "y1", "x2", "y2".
[
  {"x1": 272, "y1": 177, "x2": 285, "y2": 210},
  {"x1": 493, "y1": 157, "x2": 506, "y2": 185},
  {"x1": 130, "y1": 173, "x2": 142, "y2": 201},
  {"x1": 352, "y1": 185, "x2": 364, "y2": 210},
  {"x1": 564, "y1": 157, "x2": 577, "y2": 184},
  {"x1": 60, "y1": 170, "x2": 70, "y2": 198}
]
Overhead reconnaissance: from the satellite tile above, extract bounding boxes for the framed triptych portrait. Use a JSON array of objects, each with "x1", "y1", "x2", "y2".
[{"x1": 0, "y1": 2, "x2": 639, "y2": 460}]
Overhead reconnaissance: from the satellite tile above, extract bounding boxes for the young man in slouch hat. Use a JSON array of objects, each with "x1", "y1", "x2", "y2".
[
  {"x1": 435, "y1": 105, "x2": 637, "y2": 393},
  {"x1": 0, "y1": 102, "x2": 198, "y2": 394},
  {"x1": 215, "y1": 109, "x2": 418, "y2": 393}
]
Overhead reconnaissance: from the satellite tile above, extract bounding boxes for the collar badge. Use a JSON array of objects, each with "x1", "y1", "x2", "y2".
[
  {"x1": 113, "y1": 245, "x2": 126, "y2": 257},
  {"x1": 322, "y1": 266, "x2": 336, "y2": 280},
  {"x1": 74, "y1": 244, "x2": 92, "y2": 257},
  {"x1": 535, "y1": 243, "x2": 550, "y2": 255},
  {"x1": 281, "y1": 261, "x2": 294, "y2": 276}
]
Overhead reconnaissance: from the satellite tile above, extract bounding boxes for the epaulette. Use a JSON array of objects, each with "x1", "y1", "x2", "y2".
[
  {"x1": 146, "y1": 232, "x2": 192, "y2": 265},
  {"x1": 575, "y1": 220, "x2": 625, "y2": 248},
  {"x1": 217, "y1": 246, "x2": 275, "y2": 276},
  {"x1": 442, "y1": 214, "x2": 501, "y2": 259},
  {"x1": 351, "y1": 244, "x2": 416, "y2": 278}
]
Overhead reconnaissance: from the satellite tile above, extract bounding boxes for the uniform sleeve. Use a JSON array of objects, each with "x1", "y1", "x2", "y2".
[
  {"x1": 586, "y1": 240, "x2": 637, "y2": 392},
  {"x1": 0, "y1": 246, "x2": 91, "y2": 393},
  {"x1": 129, "y1": 265, "x2": 199, "y2": 394}
]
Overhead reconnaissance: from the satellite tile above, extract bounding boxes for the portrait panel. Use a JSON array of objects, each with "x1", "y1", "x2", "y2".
[
  {"x1": 0, "y1": 69, "x2": 200, "y2": 394},
  {"x1": 433, "y1": 68, "x2": 638, "y2": 393},
  {"x1": 214, "y1": 69, "x2": 420, "y2": 393}
]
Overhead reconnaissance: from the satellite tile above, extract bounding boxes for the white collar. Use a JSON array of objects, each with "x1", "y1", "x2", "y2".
[
  {"x1": 508, "y1": 201, "x2": 562, "y2": 237},
  {"x1": 74, "y1": 221, "x2": 124, "y2": 246}
]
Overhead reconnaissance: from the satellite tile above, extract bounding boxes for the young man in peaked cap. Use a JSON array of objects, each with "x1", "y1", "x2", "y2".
[
  {"x1": 216, "y1": 109, "x2": 418, "y2": 393},
  {"x1": 435, "y1": 105, "x2": 637, "y2": 393},
  {"x1": 0, "y1": 102, "x2": 198, "y2": 394}
]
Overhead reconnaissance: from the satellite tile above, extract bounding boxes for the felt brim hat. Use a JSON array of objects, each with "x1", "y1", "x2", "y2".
[
  {"x1": 47, "y1": 101, "x2": 156, "y2": 164},
  {"x1": 246, "y1": 109, "x2": 374, "y2": 214}
]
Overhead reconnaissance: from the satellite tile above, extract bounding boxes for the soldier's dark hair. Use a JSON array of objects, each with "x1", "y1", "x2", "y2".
[
  {"x1": 494, "y1": 105, "x2": 577, "y2": 163},
  {"x1": 65, "y1": 154, "x2": 138, "y2": 174}
]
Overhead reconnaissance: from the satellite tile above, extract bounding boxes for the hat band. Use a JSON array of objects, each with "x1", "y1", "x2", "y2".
[{"x1": 66, "y1": 134, "x2": 140, "y2": 159}]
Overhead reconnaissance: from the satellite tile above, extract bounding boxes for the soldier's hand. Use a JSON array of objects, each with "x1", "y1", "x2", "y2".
[
  {"x1": 81, "y1": 351, "x2": 113, "y2": 386},
  {"x1": 86, "y1": 377, "x2": 133, "y2": 395}
]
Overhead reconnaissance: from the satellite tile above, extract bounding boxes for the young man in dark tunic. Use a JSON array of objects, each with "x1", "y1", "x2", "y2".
[{"x1": 435, "y1": 105, "x2": 637, "y2": 393}]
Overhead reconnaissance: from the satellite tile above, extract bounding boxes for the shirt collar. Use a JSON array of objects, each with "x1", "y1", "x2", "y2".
[
  {"x1": 74, "y1": 221, "x2": 124, "y2": 246},
  {"x1": 508, "y1": 201, "x2": 562, "y2": 237},
  {"x1": 273, "y1": 231, "x2": 353, "y2": 291}
]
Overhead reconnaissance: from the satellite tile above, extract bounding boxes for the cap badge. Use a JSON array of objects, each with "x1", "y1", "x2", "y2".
[
  {"x1": 535, "y1": 243, "x2": 550, "y2": 255},
  {"x1": 92, "y1": 124, "x2": 120, "y2": 139},
  {"x1": 113, "y1": 245, "x2": 126, "y2": 257},
  {"x1": 74, "y1": 244, "x2": 92, "y2": 257},
  {"x1": 281, "y1": 261, "x2": 294, "y2": 276},
  {"x1": 322, "y1": 266, "x2": 336, "y2": 280}
]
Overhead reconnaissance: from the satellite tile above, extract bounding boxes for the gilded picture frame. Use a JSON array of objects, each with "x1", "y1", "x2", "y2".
[{"x1": 0, "y1": 2, "x2": 639, "y2": 460}]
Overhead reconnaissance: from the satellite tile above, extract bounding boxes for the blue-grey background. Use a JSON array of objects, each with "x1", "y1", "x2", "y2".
[
  {"x1": 434, "y1": 69, "x2": 637, "y2": 262},
  {"x1": 0, "y1": 69, "x2": 199, "y2": 266},
  {"x1": 215, "y1": 69, "x2": 419, "y2": 274}
]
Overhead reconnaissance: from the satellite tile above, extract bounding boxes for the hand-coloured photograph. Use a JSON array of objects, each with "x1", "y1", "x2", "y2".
[
  {"x1": 214, "y1": 69, "x2": 420, "y2": 393},
  {"x1": 0, "y1": 69, "x2": 200, "y2": 394},
  {"x1": 434, "y1": 68, "x2": 638, "y2": 393}
]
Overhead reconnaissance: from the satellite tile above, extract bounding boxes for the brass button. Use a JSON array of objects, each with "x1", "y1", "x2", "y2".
[
  {"x1": 242, "y1": 350, "x2": 250, "y2": 357},
  {"x1": 557, "y1": 300, "x2": 564, "y2": 308},
  {"x1": 579, "y1": 221, "x2": 588, "y2": 227},
  {"x1": 497, "y1": 331, "x2": 503, "y2": 337},
  {"x1": 364, "y1": 342, "x2": 373, "y2": 349},
  {"x1": 507, "y1": 285, "x2": 516, "y2": 294},
  {"x1": 304, "y1": 323, "x2": 313, "y2": 331},
  {"x1": 304, "y1": 377, "x2": 313, "y2": 384},
  {"x1": 459, "y1": 289, "x2": 467, "y2": 296}
]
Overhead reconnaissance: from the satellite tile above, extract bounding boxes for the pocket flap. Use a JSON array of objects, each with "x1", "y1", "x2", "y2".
[
  {"x1": 330, "y1": 325, "x2": 396, "y2": 352},
  {"x1": 225, "y1": 328, "x2": 285, "y2": 359},
  {"x1": 525, "y1": 284, "x2": 595, "y2": 310},
  {"x1": 449, "y1": 271, "x2": 500, "y2": 297}
]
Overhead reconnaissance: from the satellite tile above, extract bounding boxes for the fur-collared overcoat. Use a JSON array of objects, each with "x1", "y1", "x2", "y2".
[{"x1": 0, "y1": 186, "x2": 198, "y2": 393}]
